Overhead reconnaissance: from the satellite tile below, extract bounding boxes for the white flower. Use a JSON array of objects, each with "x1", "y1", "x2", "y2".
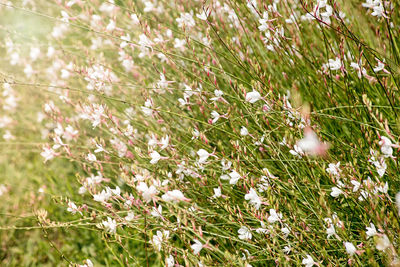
[
  {"x1": 238, "y1": 226, "x2": 252, "y2": 240},
  {"x1": 197, "y1": 149, "x2": 210, "y2": 164},
  {"x1": 63, "y1": 125, "x2": 78, "y2": 141},
  {"x1": 370, "y1": 156, "x2": 387, "y2": 177},
  {"x1": 351, "y1": 180, "x2": 361, "y2": 192},
  {"x1": 297, "y1": 128, "x2": 327, "y2": 156},
  {"x1": 150, "y1": 151, "x2": 161, "y2": 164},
  {"x1": 78, "y1": 259, "x2": 94, "y2": 267},
  {"x1": 212, "y1": 187, "x2": 222, "y2": 198},
  {"x1": 86, "y1": 173, "x2": 103, "y2": 185},
  {"x1": 143, "y1": 1, "x2": 154, "y2": 12},
  {"x1": 376, "y1": 234, "x2": 390, "y2": 251},
  {"x1": 41, "y1": 146, "x2": 56, "y2": 162},
  {"x1": 371, "y1": 2, "x2": 385, "y2": 17},
  {"x1": 152, "y1": 230, "x2": 170, "y2": 251},
  {"x1": 358, "y1": 189, "x2": 370, "y2": 201},
  {"x1": 326, "y1": 162, "x2": 340, "y2": 177},
  {"x1": 245, "y1": 90, "x2": 261, "y2": 103},
  {"x1": 281, "y1": 226, "x2": 290, "y2": 237},
  {"x1": 379, "y1": 136, "x2": 393, "y2": 157},
  {"x1": 151, "y1": 205, "x2": 163, "y2": 218},
  {"x1": 196, "y1": 9, "x2": 210, "y2": 21},
  {"x1": 221, "y1": 159, "x2": 232, "y2": 171},
  {"x1": 87, "y1": 153, "x2": 97, "y2": 162},
  {"x1": 244, "y1": 188, "x2": 262, "y2": 210},
  {"x1": 268, "y1": 209, "x2": 282, "y2": 223},
  {"x1": 125, "y1": 211, "x2": 135, "y2": 221},
  {"x1": 136, "y1": 182, "x2": 159, "y2": 203},
  {"x1": 211, "y1": 110, "x2": 221, "y2": 123},
  {"x1": 344, "y1": 242, "x2": 357, "y2": 256},
  {"x1": 373, "y1": 61, "x2": 385, "y2": 72},
  {"x1": 377, "y1": 182, "x2": 388, "y2": 194},
  {"x1": 174, "y1": 38, "x2": 186, "y2": 51},
  {"x1": 323, "y1": 57, "x2": 341, "y2": 71},
  {"x1": 138, "y1": 33, "x2": 153, "y2": 48},
  {"x1": 176, "y1": 12, "x2": 195, "y2": 28},
  {"x1": 280, "y1": 137, "x2": 287, "y2": 146},
  {"x1": 228, "y1": 171, "x2": 241, "y2": 185},
  {"x1": 362, "y1": 0, "x2": 378, "y2": 8},
  {"x1": 111, "y1": 186, "x2": 121, "y2": 196},
  {"x1": 166, "y1": 255, "x2": 174, "y2": 267},
  {"x1": 93, "y1": 187, "x2": 112, "y2": 203},
  {"x1": 67, "y1": 201, "x2": 81, "y2": 215},
  {"x1": 255, "y1": 221, "x2": 268, "y2": 234},
  {"x1": 241, "y1": 249, "x2": 250, "y2": 260},
  {"x1": 142, "y1": 99, "x2": 153, "y2": 116},
  {"x1": 240, "y1": 126, "x2": 249, "y2": 136},
  {"x1": 330, "y1": 186, "x2": 343, "y2": 198},
  {"x1": 247, "y1": 0, "x2": 258, "y2": 16},
  {"x1": 289, "y1": 145, "x2": 304, "y2": 158},
  {"x1": 102, "y1": 217, "x2": 117, "y2": 234},
  {"x1": 365, "y1": 223, "x2": 377, "y2": 238},
  {"x1": 162, "y1": 190, "x2": 188, "y2": 202},
  {"x1": 302, "y1": 255, "x2": 315, "y2": 267},
  {"x1": 283, "y1": 245, "x2": 292, "y2": 254},
  {"x1": 376, "y1": 161, "x2": 387, "y2": 177},
  {"x1": 191, "y1": 239, "x2": 203, "y2": 255},
  {"x1": 152, "y1": 231, "x2": 163, "y2": 251},
  {"x1": 160, "y1": 135, "x2": 169, "y2": 150},
  {"x1": 131, "y1": 13, "x2": 140, "y2": 24},
  {"x1": 350, "y1": 62, "x2": 367, "y2": 78},
  {"x1": 258, "y1": 11, "x2": 269, "y2": 31},
  {"x1": 326, "y1": 223, "x2": 336, "y2": 238},
  {"x1": 221, "y1": 174, "x2": 229, "y2": 182},
  {"x1": 106, "y1": 19, "x2": 116, "y2": 32}
]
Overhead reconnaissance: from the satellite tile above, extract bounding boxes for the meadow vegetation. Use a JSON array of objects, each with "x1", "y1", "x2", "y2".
[{"x1": 0, "y1": 0, "x2": 400, "y2": 266}]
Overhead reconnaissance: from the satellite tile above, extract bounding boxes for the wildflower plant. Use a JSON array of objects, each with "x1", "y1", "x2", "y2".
[{"x1": 1, "y1": 0, "x2": 400, "y2": 266}]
